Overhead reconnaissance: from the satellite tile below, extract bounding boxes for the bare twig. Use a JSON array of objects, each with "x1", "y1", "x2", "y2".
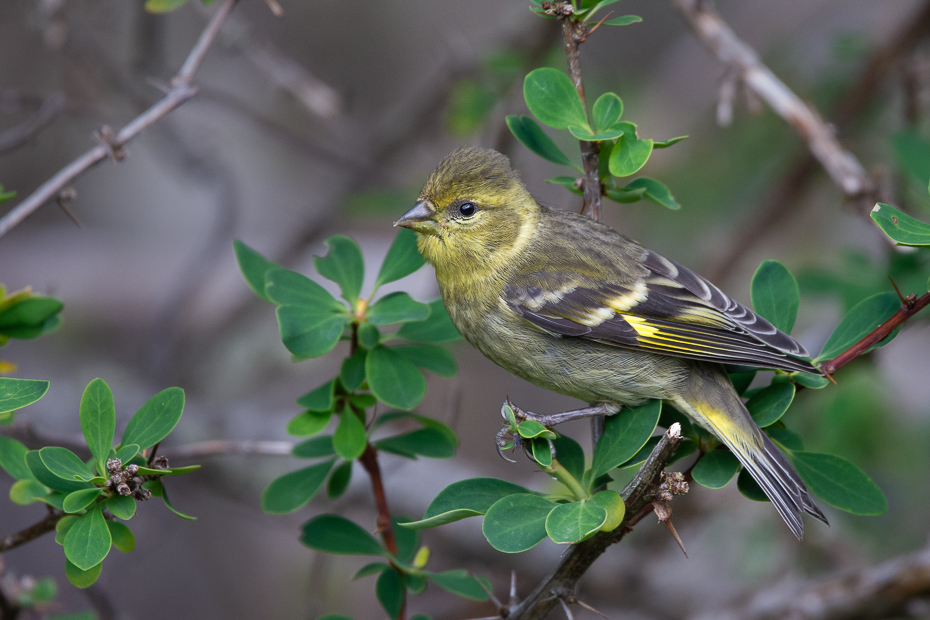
[
  {"x1": 0, "y1": 92, "x2": 65, "y2": 154},
  {"x1": 0, "y1": 510, "x2": 63, "y2": 554},
  {"x1": 160, "y1": 439, "x2": 293, "y2": 459},
  {"x1": 0, "y1": 0, "x2": 239, "y2": 238},
  {"x1": 507, "y1": 424, "x2": 683, "y2": 620}
]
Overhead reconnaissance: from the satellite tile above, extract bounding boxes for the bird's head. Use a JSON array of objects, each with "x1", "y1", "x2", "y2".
[{"x1": 394, "y1": 147, "x2": 540, "y2": 277}]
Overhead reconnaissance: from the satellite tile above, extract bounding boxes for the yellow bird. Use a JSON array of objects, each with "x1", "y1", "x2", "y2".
[{"x1": 395, "y1": 147, "x2": 827, "y2": 539}]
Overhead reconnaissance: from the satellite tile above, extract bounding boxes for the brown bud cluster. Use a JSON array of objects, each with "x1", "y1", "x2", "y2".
[{"x1": 104, "y1": 458, "x2": 154, "y2": 501}]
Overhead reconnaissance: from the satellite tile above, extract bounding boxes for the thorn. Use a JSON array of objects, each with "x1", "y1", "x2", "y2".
[
  {"x1": 509, "y1": 570, "x2": 518, "y2": 607},
  {"x1": 574, "y1": 598, "x2": 609, "y2": 620},
  {"x1": 665, "y1": 518, "x2": 688, "y2": 558},
  {"x1": 585, "y1": 10, "x2": 613, "y2": 38},
  {"x1": 559, "y1": 598, "x2": 575, "y2": 620},
  {"x1": 263, "y1": 0, "x2": 283, "y2": 16},
  {"x1": 889, "y1": 276, "x2": 908, "y2": 305},
  {"x1": 475, "y1": 575, "x2": 504, "y2": 611},
  {"x1": 56, "y1": 187, "x2": 82, "y2": 228}
]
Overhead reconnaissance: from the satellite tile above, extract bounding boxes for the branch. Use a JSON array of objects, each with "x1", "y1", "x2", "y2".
[
  {"x1": 0, "y1": 0, "x2": 239, "y2": 239},
  {"x1": 0, "y1": 510, "x2": 63, "y2": 553},
  {"x1": 672, "y1": 0, "x2": 875, "y2": 202},
  {"x1": 507, "y1": 424, "x2": 683, "y2": 620},
  {"x1": 821, "y1": 291, "x2": 930, "y2": 376},
  {"x1": 694, "y1": 544, "x2": 930, "y2": 620},
  {"x1": 0, "y1": 92, "x2": 65, "y2": 155},
  {"x1": 159, "y1": 440, "x2": 293, "y2": 459}
]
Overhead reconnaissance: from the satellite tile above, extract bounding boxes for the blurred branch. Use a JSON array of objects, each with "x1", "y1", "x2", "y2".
[
  {"x1": 0, "y1": 0, "x2": 239, "y2": 238},
  {"x1": 0, "y1": 92, "x2": 65, "y2": 155},
  {"x1": 0, "y1": 510, "x2": 63, "y2": 554},
  {"x1": 701, "y1": 0, "x2": 930, "y2": 282},
  {"x1": 672, "y1": 0, "x2": 875, "y2": 203},
  {"x1": 694, "y1": 543, "x2": 930, "y2": 620},
  {"x1": 160, "y1": 439, "x2": 293, "y2": 459},
  {"x1": 507, "y1": 424, "x2": 683, "y2": 620}
]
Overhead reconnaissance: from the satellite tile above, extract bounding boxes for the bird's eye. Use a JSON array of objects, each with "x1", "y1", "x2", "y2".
[{"x1": 458, "y1": 202, "x2": 477, "y2": 218}]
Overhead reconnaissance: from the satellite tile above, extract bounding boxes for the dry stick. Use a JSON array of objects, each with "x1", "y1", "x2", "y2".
[
  {"x1": 705, "y1": 0, "x2": 930, "y2": 283},
  {"x1": 0, "y1": 0, "x2": 239, "y2": 239},
  {"x1": 0, "y1": 510, "x2": 63, "y2": 554},
  {"x1": 508, "y1": 425, "x2": 683, "y2": 620}
]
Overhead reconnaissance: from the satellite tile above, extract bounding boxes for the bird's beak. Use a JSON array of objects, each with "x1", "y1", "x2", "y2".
[{"x1": 394, "y1": 200, "x2": 441, "y2": 235}]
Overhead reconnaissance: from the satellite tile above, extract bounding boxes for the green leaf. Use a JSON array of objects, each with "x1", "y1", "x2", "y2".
[
  {"x1": 547, "y1": 176, "x2": 583, "y2": 195},
  {"x1": 505, "y1": 116, "x2": 579, "y2": 168},
  {"x1": 604, "y1": 185, "x2": 647, "y2": 204},
  {"x1": 483, "y1": 494, "x2": 557, "y2": 553},
  {"x1": 366, "y1": 345, "x2": 426, "y2": 410},
  {"x1": 340, "y1": 348, "x2": 367, "y2": 391},
  {"x1": 622, "y1": 178, "x2": 680, "y2": 209},
  {"x1": 9, "y1": 479, "x2": 48, "y2": 505},
  {"x1": 79, "y1": 379, "x2": 116, "y2": 474},
  {"x1": 375, "y1": 428, "x2": 456, "y2": 459},
  {"x1": 792, "y1": 371, "x2": 830, "y2": 389},
  {"x1": 425, "y1": 570, "x2": 489, "y2": 601},
  {"x1": 375, "y1": 228, "x2": 426, "y2": 289},
  {"x1": 328, "y1": 461, "x2": 353, "y2": 499},
  {"x1": 551, "y1": 435, "x2": 585, "y2": 482},
  {"x1": 816, "y1": 292, "x2": 901, "y2": 361},
  {"x1": 0, "y1": 378, "x2": 49, "y2": 414},
  {"x1": 275, "y1": 305, "x2": 350, "y2": 358},
  {"x1": 367, "y1": 292, "x2": 431, "y2": 325},
  {"x1": 120, "y1": 387, "x2": 185, "y2": 450},
  {"x1": 144, "y1": 0, "x2": 188, "y2": 12},
  {"x1": 592, "y1": 92, "x2": 623, "y2": 131},
  {"x1": 314, "y1": 235, "x2": 365, "y2": 304},
  {"x1": 751, "y1": 260, "x2": 800, "y2": 334},
  {"x1": 652, "y1": 135, "x2": 689, "y2": 148},
  {"x1": 134, "y1": 464, "x2": 199, "y2": 477},
  {"x1": 0, "y1": 297, "x2": 63, "y2": 339},
  {"x1": 376, "y1": 568, "x2": 405, "y2": 619},
  {"x1": 107, "y1": 521, "x2": 135, "y2": 553},
  {"x1": 62, "y1": 488, "x2": 103, "y2": 513},
  {"x1": 265, "y1": 267, "x2": 344, "y2": 310},
  {"x1": 56, "y1": 516, "x2": 78, "y2": 545},
  {"x1": 767, "y1": 427, "x2": 804, "y2": 452},
  {"x1": 746, "y1": 383, "x2": 795, "y2": 427},
  {"x1": 394, "y1": 299, "x2": 460, "y2": 343},
  {"x1": 729, "y1": 370, "x2": 757, "y2": 395},
  {"x1": 300, "y1": 514, "x2": 388, "y2": 556},
  {"x1": 39, "y1": 447, "x2": 95, "y2": 482},
  {"x1": 0, "y1": 436, "x2": 36, "y2": 481},
  {"x1": 527, "y1": 437, "x2": 552, "y2": 467},
  {"x1": 516, "y1": 420, "x2": 556, "y2": 440},
  {"x1": 287, "y1": 410, "x2": 333, "y2": 437},
  {"x1": 790, "y1": 452, "x2": 887, "y2": 515},
  {"x1": 333, "y1": 409, "x2": 367, "y2": 461},
  {"x1": 737, "y1": 468, "x2": 768, "y2": 502},
  {"x1": 262, "y1": 459, "x2": 336, "y2": 514},
  {"x1": 233, "y1": 240, "x2": 279, "y2": 303},
  {"x1": 64, "y1": 505, "x2": 111, "y2": 570},
  {"x1": 402, "y1": 478, "x2": 537, "y2": 529},
  {"x1": 523, "y1": 68, "x2": 588, "y2": 130},
  {"x1": 106, "y1": 494, "x2": 136, "y2": 520},
  {"x1": 579, "y1": 0, "x2": 620, "y2": 20},
  {"x1": 604, "y1": 14, "x2": 642, "y2": 26},
  {"x1": 358, "y1": 322, "x2": 381, "y2": 348},
  {"x1": 24, "y1": 451, "x2": 90, "y2": 493},
  {"x1": 588, "y1": 490, "x2": 625, "y2": 531},
  {"x1": 568, "y1": 126, "x2": 625, "y2": 141},
  {"x1": 591, "y1": 400, "x2": 661, "y2": 477},
  {"x1": 145, "y1": 478, "x2": 196, "y2": 519},
  {"x1": 691, "y1": 450, "x2": 741, "y2": 489},
  {"x1": 609, "y1": 124, "x2": 653, "y2": 177},
  {"x1": 64, "y1": 559, "x2": 101, "y2": 589},
  {"x1": 293, "y1": 435, "x2": 335, "y2": 459},
  {"x1": 296, "y1": 379, "x2": 337, "y2": 412},
  {"x1": 114, "y1": 443, "x2": 139, "y2": 464},
  {"x1": 354, "y1": 562, "x2": 390, "y2": 580},
  {"x1": 391, "y1": 344, "x2": 457, "y2": 378},
  {"x1": 870, "y1": 202, "x2": 930, "y2": 247},
  {"x1": 391, "y1": 515, "x2": 419, "y2": 564},
  {"x1": 545, "y1": 500, "x2": 607, "y2": 544}
]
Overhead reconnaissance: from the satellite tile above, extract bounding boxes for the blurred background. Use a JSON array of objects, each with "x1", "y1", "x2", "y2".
[{"x1": 2, "y1": 0, "x2": 930, "y2": 618}]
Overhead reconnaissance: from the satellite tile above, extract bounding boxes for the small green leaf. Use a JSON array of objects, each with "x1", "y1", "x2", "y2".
[
  {"x1": 568, "y1": 126, "x2": 625, "y2": 141},
  {"x1": 0, "y1": 436, "x2": 36, "y2": 481},
  {"x1": 737, "y1": 468, "x2": 768, "y2": 502},
  {"x1": 545, "y1": 500, "x2": 607, "y2": 544},
  {"x1": 792, "y1": 371, "x2": 830, "y2": 389},
  {"x1": 144, "y1": 478, "x2": 196, "y2": 520},
  {"x1": 79, "y1": 379, "x2": 116, "y2": 474},
  {"x1": 528, "y1": 437, "x2": 552, "y2": 467},
  {"x1": 376, "y1": 568, "x2": 405, "y2": 619},
  {"x1": 64, "y1": 559, "x2": 101, "y2": 589},
  {"x1": 358, "y1": 322, "x2": 381, "y2": 348},
  {"x1": 691, "y1": 450, "x2": 741, "y2": 489},
  {"x1": 144, "y1": 0, "x2": 188, "y2": 12},
  {"x1": 483, "y1": 494, "x2": 557, "y2": 553},
  {"x1": 604, "y1": 185, "x2": 647, "y2": 204},
  {"x1": 296, "y1": 379, "x2": 337, "y2": 412},
  {"x1": 114, "y1": 443, "x2": 139, "y2": 464},
  {"x1": 333, "y1": 409, "x2": 367, "y2": 461},
  {"x1": 39, "y1": 447, "x2": 95, "y2": 481},
  {"x1": 523, "y1": 68, "x2": 588, "y2": 130},
  {"x1": 314, "y1": 235, "x2": 365, "y2": 304},
  {"x1": 300, "y1": 514, "x2": 388, "y2": 556},
  {"x1": 516, "y1": 420, "x2": 555, "y2": 440},
  {"x1": 367, "y1": 292, "x2": 431, "y2": 325},
  {"x1": 233, "y1": 240, "x2": 279, "y2": 303},
  {"x1": 791, "y1": 452, "x2": 887, "y2": 515},
  {"x1": 751, "y1": 260, "x2": 800, "y2": 334},
  {"x1": 366, "y1": 345, "x2": 426, "y2": 410},
  {"x1": 0, "y1": 378, "x2": 49, "y2": 414},
  {"x1": 56, "y1": 515, "x2": 78, "y2": 544},
  {"x1": 391, "y1": 515, "x2": 420, "y2": 563},
  {"x1": 592, "y1": 92, "x2": 623, "y2": 132},
  {"x1": 729, "y1": 371, "x2": 757, "y2": 395},
  {"x1": 652, "y1": 136, "x2": 688, "y2": 148},
  {"x1": 340, "y1": 348, "x2": 368, "y2": 391},
  {"x1": 609, "y1": 124, "x2": 653, "y2": 177},
  {"x1": 374, "y1": 428, "x2": 456, "y2": 459},
  {"x1": 871, "y1": 202, "x2": 930, "y2": 247},
  {"x1": 120, "y1": 387, "x2": 185, "y2": 450},
  {"x1": 403, "y1": 478, "x2": 537, "y2": 529},
  {"x1": 622, "y1": 178, "x2": 680, "y2": 209},
  {"x1": 746, "y1": 383, "x2": 795, "y2": 428},
  {"x1": 391, "y1": 344, "x2": 457, "y2": 378},
  {"x1": 375, "y1": 228, "x2": 426, "y2": 289},
  {"x1": 816, "y1": 292, "x2": 901, "y2": 361},
  {"x1": 547, "y1": 176, "x2": 583, "y2": 195},
  {"x1": 276, "y1": 305, "x2": 350, "y2": 358},
  {"x1": 265, "y1": 267, "x2": 344, "y2": 310},
  {"x1": 107, "y1": 521, "x2": 135, "y2": 553},
  {"x1": 293, "y1": 435, "x2": 335, "y2": 459},
  {"x1": 262, "y1": 459, "x2": 336, "y2": 514},
  {"x1": 328, "y1": 461, "x2": 353, "y2": 499},
  {"x1": 0, "y1": 297, "x2": 63, "y2": 339},
  {"x1": 767, "y1": 427, "x2": 804, "y2": 452},
  {"x1": 425, "y1": 570, "x2": 489, "y2": 601},
  {"x1": 604, "y1": 14, "x2": 642, "y2": 26},
  {"x1": 287, "y1": 410, "x2": 333, "y2": 437},
  {"x1": 62, "y1": 488, "x2": 103, "y2": 513},
  {"x1": 592, "y1": 400, "x2": 661, "y2": 477},
  {"x1": 588, "y1": 490, "x2": 625, "y2": 531},
  {"x1": 394, "y1": 300, "x2": 460, "y2": 343},
  {"x1": 24, "y1": 451, "x2": 90, "y2": 493},
  {"x1": 9, "y1": 479, "x2": 48, "y2": 505},
  {"x1": 551, "y1": 436, "x2": 585, "y2": 482},
  {"x1": 106, "y1": 494, "x2": 136, "y2": 520},
  {"x1": 354, "y1": 562, "x2": 390, "y2": 580},
  {"x1": 505, "y1": 116, "x2": 579, "y2": 168},
  {"x1": 64, "y1": 505, "x2": 111, "y2": 570}
]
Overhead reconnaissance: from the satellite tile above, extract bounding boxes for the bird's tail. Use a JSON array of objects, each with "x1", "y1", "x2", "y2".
[{"x1": 672, "y1": 366, "x2": 828, "y2": 540}]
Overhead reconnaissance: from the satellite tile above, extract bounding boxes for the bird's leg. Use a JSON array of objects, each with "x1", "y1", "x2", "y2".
[{"x1": 505, "y1": 400, "x2": 621, "y2": 426}]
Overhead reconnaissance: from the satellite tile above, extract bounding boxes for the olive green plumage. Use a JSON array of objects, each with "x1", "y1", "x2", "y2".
[{"x1": 395, "y1": 147, "x2": 827, "y2": 539}]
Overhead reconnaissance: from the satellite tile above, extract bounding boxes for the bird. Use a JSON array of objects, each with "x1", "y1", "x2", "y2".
[{"x1": 394, "y1": 146, "x2": 828, "y2": 540}]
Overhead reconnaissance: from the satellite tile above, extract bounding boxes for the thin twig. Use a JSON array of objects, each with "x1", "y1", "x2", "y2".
[
  {"x1": 0, "y1": 92, "x2": 65, "y2": 154},
  {"x1": 0, "y1": 0, "x2": 239, "y2": 238},
  {"x1": 0, "y1": 510, "x2": 63, "y2": 554},
  {"x1": 159, "y1": 439, "x2": 294, "y2": 459}
]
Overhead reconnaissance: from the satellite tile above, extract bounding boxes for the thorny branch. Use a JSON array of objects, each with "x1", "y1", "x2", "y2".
[{"x1": 0, "y1": 0, "x2": 240, "y2": 238}]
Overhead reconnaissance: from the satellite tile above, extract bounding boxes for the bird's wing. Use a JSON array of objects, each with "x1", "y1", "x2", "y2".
[{"x1": 502, "y1": 246, "x2": 820, "y2": 374}]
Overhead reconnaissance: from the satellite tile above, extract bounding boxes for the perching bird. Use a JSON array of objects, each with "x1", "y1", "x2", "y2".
[{"x1": 394, "y1": 147, "x2": 828, "y2": 539}]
